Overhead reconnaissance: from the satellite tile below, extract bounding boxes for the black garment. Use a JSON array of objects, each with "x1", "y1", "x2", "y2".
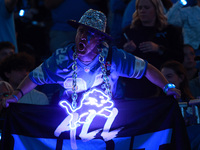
[
  {"x1": 120, "y1": 25, "x2": 184, "y2": 98},
  {"x1": 121, "y1": 25, "x2": 184, "y2": 68}
]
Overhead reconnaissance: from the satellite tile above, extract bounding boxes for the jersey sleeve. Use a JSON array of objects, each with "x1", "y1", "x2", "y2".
[
  {"x1": 112, "y1": 47, "x2": 148, "y2": 79},
  {"x1": 29, "y1": 47, "x2": 72, "y2": 85}
]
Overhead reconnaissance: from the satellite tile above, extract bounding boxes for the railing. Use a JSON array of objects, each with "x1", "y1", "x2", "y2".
[{"x1": 179, "y1": 99, "x2": 200, "y2": 125}]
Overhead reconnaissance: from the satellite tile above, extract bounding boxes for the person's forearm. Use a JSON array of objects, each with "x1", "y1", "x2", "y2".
[
  {"x1": 145, "y1": 63, "x2": 169, "y2": 90},
  {"x1": 14, "y1": 75, "x2": 37, "y2": 99}
]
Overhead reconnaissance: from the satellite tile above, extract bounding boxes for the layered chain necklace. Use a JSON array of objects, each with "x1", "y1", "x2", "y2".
[{"x1": 71, "y1": 48, "x2": 112, "y2": 110}]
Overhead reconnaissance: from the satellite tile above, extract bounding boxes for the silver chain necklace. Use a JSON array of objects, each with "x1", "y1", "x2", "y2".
[{"x1": 71, "y1": 47, "x2": 112, "y2": 110}]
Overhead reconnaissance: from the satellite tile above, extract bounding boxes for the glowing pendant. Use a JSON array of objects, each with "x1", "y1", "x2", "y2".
[{"x1": 59, "y1": 89, "x2": 114, "y2": 129}]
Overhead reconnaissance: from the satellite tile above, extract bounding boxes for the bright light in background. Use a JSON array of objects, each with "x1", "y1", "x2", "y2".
[
  {"x1": 59, "y1": 89, "x2": 114, "y2": 129},
  {"x1": 19, "y1": 9, "x2": 25, "y2": 17},
  {"x1": 180, "y1": 0, "x2": 187, "y2": 5}
]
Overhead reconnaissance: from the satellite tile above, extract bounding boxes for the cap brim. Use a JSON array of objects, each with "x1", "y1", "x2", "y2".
[{"x1": 67, "y1": 20, "x2": 112, "y2": 41}]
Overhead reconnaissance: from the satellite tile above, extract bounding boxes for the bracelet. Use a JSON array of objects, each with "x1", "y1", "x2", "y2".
[
  {"x1": 163, "y1": 83, "x2": 176, "y2": 94},
  {"x1": 15, "y1": 89, "x2": 24, "y2": 97},
  {"x1": 12, "y1": 95, "x2": 19, "y2": 101}
]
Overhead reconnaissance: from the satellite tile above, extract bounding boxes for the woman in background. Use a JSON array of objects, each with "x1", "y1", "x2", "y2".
[
  {"x1": 119, "y1": 0, "x2": 184, "y2": 99},
  {"x1": 161, "y1": 60, "x2": 196, "y2": 126},
  {"x1": 160, "y1": 60, "x2": 194, "y2": 102}
]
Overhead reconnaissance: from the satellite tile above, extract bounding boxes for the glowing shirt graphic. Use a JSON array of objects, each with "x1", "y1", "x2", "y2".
[{"x1": 59, "y1": 89, "x2": 114, "y2": 129}]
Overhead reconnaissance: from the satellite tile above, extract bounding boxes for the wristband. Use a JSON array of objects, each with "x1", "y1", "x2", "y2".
[
  {"x1": 163, "y1": 83, "x2": 176, "y2": 94},
  {"x1": 12, "y1": 95, "x2": 19, "y2": 101},
  {"x1": 15, "y1": 89, "x2": 24, "y2": 97}
]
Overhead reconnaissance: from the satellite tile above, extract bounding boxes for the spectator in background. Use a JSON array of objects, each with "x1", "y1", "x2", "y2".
[
  {"x1": 0, "y1": 52, "x2": 49, "y2": 105},
  {"x1": 167, "y1": 0, "x2": 200, "y2": 56},
  {"x1": 0, "y1": 41, "x2": 15, "y2": 80},
  {"x1": 183, "y1": 44, "x2": 199, "y2": 80},
  {"x1": 0, "y1": 81, "x2": 13, "y2": 110},
  {"x1": 121, "y1": 0, "x2": 173, "y2": 30},
  {"x1": 0, "y1": 41, "x2": 15, "y2": 63},
  {"x1": 160, "y1": 60, "x2": 197, "y2": 126},
  {"x1": 0, "y1": 81, "x2": 13, "y2": 130},
  {"x1": 160, "y1": 60, "x2": 194, "y2": 102},
  {"x1": 119, "y1": 0, "x2": 184, "y2": 99},
  {"x1": 0, "y1": 81, "x2": 13, "y2": 98},
  {"x1": 189, "y1": 55, "x2": 200, "y2": 99},
  {"x1": 0, "y1": 0, "x2": 18, "y2": 52}
]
